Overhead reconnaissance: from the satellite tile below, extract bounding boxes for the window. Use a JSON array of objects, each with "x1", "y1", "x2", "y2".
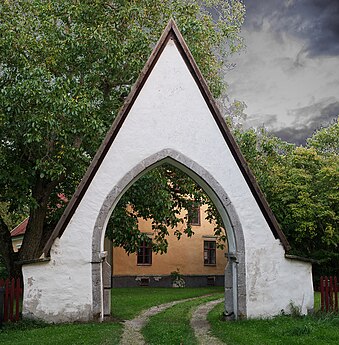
[
  {"x1": 204, "y1": 241, "x2": 216, "y2": 265},
  {"x1": 137, "y1": 240, "x2": 152, "y2": 265},
  {"x1": 189, "y1": 206, "x2": 200, "y2": 226},
  {"x1": 207, "y1": 276, "x2": 216, "y2": 286},
  {"x1": 139, "y1": 277, "x2": 150, "y2": 286}
]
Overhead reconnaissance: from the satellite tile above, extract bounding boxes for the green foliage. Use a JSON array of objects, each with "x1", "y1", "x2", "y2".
[
  {"x1": 170, "y1": 268, "x2": 184, "y2": 281},
  {"x1": 0, "y1": 255, "x2": 8, "y2": 279},
  {"x1": 106, "y1": 164, "x2": 226, "y2": 253},
  {"x1": 234, "y1": 119, "x2": 339, "y2": 278},
  {"x1": 0, "y1": 202, "x2": 27, "y2": 231},
  {"x1": 288, "y1": 301, "x2": 302, "y2": 318},
  {"x1": 0, "y1": 0, "x2": 245, "y2": 264},
  {"x1": 307, "y1": 118, "x2": 339, "y2": 155}
]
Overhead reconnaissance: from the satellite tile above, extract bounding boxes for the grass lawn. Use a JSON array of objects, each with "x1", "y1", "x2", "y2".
[
  {"x1": 111, "y1": 286, "x2": 224, "y2": 320},
  {"x1": 142, "y1": 293, "x2": 224, "y2": 345},
  {"x1": 208, "y1": 300, "x2": 339, "y2": 345},
  {"x1": 1, "y1": 288, "x2": 335, "y2": 345},
  {"x1": 0, "y1": 286, "x2": 223, "y2": 345},
  {"x1": 0, "y1": 320, "x2": 122, "y2": 345},
  {"x1": 314, "y1": 291, "x2": 321, "y2": 310}
]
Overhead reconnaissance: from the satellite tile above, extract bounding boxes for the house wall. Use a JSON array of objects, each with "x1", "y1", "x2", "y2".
[
  {"x1": 110, "y1": 205, "x2": 228, "y2": 286},
  {"x1": 11, "y1": 236, "x2": 23, "y2": 252}
]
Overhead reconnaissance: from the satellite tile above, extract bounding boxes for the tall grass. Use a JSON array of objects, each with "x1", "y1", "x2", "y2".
[{"x1": 208, "y1": 301, "x2": 339, "y2": 345}]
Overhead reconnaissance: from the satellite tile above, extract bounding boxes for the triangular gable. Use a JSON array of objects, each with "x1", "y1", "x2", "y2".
[
  {"x1": 43, "y1": 19, "x2": 290, "y2": 255},
  {"x1": 11, "y1": 217, "x2": 29, "y2": 237}
]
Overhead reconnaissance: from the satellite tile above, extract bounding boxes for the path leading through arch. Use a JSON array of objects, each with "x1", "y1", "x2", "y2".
[{"x1": 119, "y1": 295, "x2": 224, "y2": 345}]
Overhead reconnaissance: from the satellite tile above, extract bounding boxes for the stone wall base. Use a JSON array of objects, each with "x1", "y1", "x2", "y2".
[{"x1": 112, "y1": 275, "x2": 224, "y2": 288}]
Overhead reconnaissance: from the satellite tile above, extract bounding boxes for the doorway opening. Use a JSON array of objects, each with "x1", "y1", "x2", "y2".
[{"x1": 92, "y1": 149, "x2": 246, "y2": 320}]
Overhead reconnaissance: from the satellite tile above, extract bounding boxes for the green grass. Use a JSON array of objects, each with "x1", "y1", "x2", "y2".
[
  {"x1": 0, "y1": 288, "x2": 330, "y2": 345},
  {"x1": 208, "y1": 302, "x2": 339, "y2": 345},
  {"x1": 314, "y1": 291, "x2": 321, "y2": 311},
  {"x1": 0, "y1": 320, "x2": 122, "y2": 345},
  {"x1": 0, "y1": 286, "x2": 223, "y2": 345},
  {"x1": 111, "y1": 286, "x2": 224, "y2": 320},
  {"x1": 142, "y1": 293, "x2": 224, "y2": 345}
]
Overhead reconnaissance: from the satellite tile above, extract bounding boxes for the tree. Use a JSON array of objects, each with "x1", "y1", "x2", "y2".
[
  {"x1": 106, "y1": 164, "x2": 226, "y2": 254},
  {"x1": 235, "y1": 119, "x2": 339, "y2": 280},
  {"x1": 0, "y1": 0, "x2": 245, "y2": 276}
]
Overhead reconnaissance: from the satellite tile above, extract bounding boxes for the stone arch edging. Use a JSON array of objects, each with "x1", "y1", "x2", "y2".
[{"x1": 91, "y1": 148, "x2": 246, "y2": 319}]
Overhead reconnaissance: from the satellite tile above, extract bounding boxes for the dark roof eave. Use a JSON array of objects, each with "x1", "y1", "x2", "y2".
[{"x1": 285, "y1": 254, "x2": 317, "y2": 264}]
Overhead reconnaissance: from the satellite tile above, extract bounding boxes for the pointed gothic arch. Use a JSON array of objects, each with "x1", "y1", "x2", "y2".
[
  {"x1": 91, "y1": 149, "x2": 246, "y2": 318},
  {"x1": 22, "y1": 19, "x2": 313, "y2": 323}
]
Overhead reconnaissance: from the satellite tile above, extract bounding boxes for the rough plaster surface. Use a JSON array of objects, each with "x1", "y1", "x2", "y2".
[{"x1": 22, "y1": 38, "x2": 313, "y2": 322}]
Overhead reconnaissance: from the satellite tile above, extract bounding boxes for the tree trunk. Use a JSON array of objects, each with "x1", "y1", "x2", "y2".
[
  {"x1": 0, "y1": 215, "x2": 18, "y2": 277},
  {"x1": 18, "y1": 176, "x2": 59, "y2": 262}
]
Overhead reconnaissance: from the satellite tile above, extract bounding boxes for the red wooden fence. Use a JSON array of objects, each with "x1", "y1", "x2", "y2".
[
  {"x1": 0, "y1": 277, "x2": 23, "y2": 322},
  {"x1": 320, "y1": 276, "x2": 338, "y2": 313}
]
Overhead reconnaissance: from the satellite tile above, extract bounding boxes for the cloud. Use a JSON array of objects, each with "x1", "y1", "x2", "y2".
[
  {"x1": 272, "y1": 127, "x2": 315, "y2": 145},
  {"x1": 225, "y1": 0, "x2": 339, "y2": 145},
  {"x1": 244, "y1": 0, "x2": 339, "y2": 57},
  {"x1": 289, "y1": 97, "x2": 339, "y2": 120},
  {"x1": 272, "y1": 99, "x2": 339, "y2": 144}
]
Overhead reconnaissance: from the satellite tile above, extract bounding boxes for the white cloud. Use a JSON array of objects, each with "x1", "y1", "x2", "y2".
[{"x1": 225, "y1": 22, "x2": 339, "y2": 136}]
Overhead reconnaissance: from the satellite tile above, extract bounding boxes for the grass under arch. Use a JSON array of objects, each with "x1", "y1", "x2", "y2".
[
  {"x1": 111, "y1": 286, "x2": 224, "y2": 320},
  {"x1": 0, "y1": 286, "x2": 223, "y2": 345},
  {"x1": 142, "y1": 293, "x2": 224, "y2": 345},
  {"x1": 1, "y1": 288, "x2": 338, "y2": 345}
]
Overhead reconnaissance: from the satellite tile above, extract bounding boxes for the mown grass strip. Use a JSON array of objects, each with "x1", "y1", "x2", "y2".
[
  {"x1": 0, "y1": 321, "x2": 122, "y2": 345},
  {"x1": 142, "y1": 293, "x2": 224, "y2": 345},
  {"x1": 0, "y1": 287, "x2": 223, "y2": 345},
  {"x1": 208, "y1": 302, "x2": 339, "y2": 345}
]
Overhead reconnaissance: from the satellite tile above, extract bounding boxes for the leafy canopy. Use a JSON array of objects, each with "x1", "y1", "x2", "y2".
[
  {"x1": 235, "y1": 118, "x2": 339, "y2": 277},
  {"x1": 0, "y1": 0, "x2": 245, "y2": 267}
]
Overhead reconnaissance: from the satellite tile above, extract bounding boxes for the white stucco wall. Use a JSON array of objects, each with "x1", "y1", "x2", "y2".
[
  {"x1": 22, "y1": 238, "x2": 93, "y2": 322},
  {"x1": 23, "y1": 38, "x2": 313, "y2": 322}
]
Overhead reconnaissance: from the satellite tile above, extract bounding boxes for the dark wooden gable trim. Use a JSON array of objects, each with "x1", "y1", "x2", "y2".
[{"x1": 43, "y1": 19, "x2": 290, "y2": 256}]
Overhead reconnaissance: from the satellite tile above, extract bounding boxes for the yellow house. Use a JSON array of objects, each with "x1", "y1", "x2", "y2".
[
  {"x1": 12, "y1": 208, "x2": 228, "y2": 288},
  {"x1": 10, "y1": 218, "x2": 28, "y2": 252},
  {"x1": 105, "y1": 205, "x2": 228, "y2": 287}
]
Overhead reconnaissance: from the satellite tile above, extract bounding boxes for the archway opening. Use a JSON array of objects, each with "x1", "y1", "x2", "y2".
[{"x1": 93, "y1": 151, "x2": 246, "y2": 320}]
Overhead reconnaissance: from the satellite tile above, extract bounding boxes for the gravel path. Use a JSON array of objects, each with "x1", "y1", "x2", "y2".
[
  {"x1": 120, "y1": 297, "x2": 194, "y2": 345},
  {"x1": 190, "y1": 298, "x2": 225, "y2": 345},
  {"x1": 120, "y1": 295, "x2": 224, "y2": 345}
]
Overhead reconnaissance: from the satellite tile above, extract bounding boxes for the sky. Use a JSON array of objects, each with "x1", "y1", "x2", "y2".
[{"x1": 225, "y1": 0, "x2": 339, "y2": 144}]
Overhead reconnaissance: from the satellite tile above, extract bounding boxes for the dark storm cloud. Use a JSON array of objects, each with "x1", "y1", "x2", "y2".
[
  {"x1": 273, "y1": 126, "x2": 314, "y2": 145},
  {"x1": 244, "y1": 0, "x2": 339, "y2": 57},
  {"x1": 272, "y1": 99, "x2": 339, "y2": 144}
]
